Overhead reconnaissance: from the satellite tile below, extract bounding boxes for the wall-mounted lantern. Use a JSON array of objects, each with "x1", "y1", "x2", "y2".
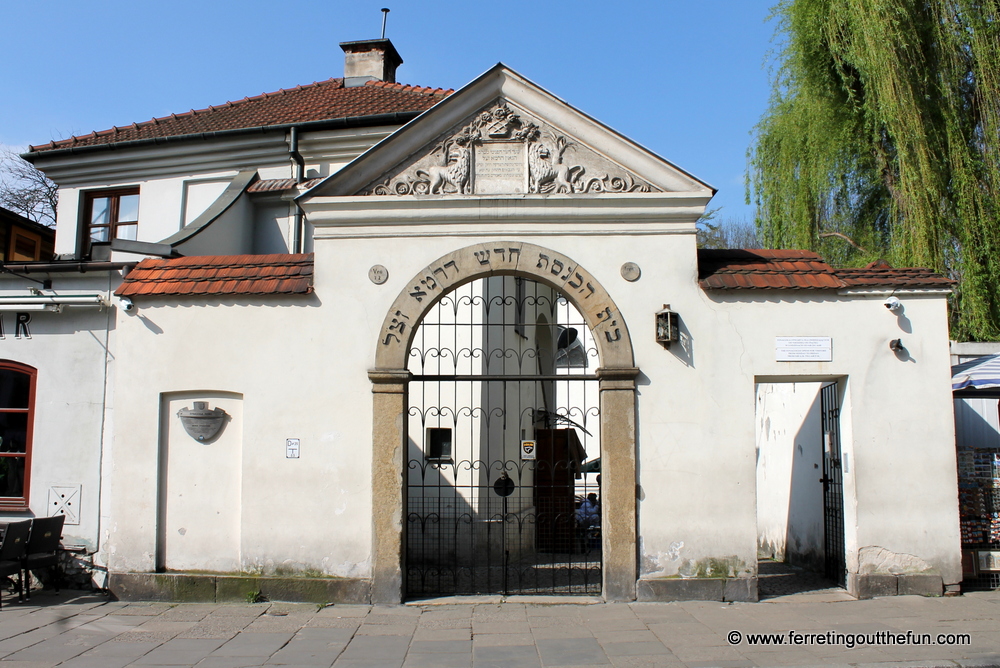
[
  {"x1": 656, "y1": 305, "x2": 679, "y2": 349},
  {"x1": 177, "y1": 401, "x2": 228, "y2": 442}
]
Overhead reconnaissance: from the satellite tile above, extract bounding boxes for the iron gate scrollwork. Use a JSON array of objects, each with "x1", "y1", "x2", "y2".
[{"x1": 405, "y1": 277, "x2": 602, "y2": 596}]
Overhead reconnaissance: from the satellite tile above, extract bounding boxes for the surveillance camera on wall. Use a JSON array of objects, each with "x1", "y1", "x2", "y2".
[
  {"x1": 118, "y1": 297, "x2": 134, "y2": 312},
  {"x1": 884, "y1": 296, "x2": 902, "y2": 312}
]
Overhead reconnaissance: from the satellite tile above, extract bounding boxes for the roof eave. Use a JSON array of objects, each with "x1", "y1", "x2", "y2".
[
  {"x1": 22, "y1": 111, "x2": 425, "y2": 163},
  {"x1": 837, "y1": 286, "x2": 954, "y2": 296}
]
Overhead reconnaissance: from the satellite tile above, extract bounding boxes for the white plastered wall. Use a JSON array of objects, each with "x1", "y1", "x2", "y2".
[
  {"x1": 694, "y1": 291, "x2": 959, "y2": 584},
  {"x1": 157, "y1": 391, "x2": 243, "y2": 572},
  {"x1": 0, "y1": 274, "x2": 118, "y2": 561},
  {"x1": 755, "y1": 382, "x2": 826, "y2": 571},
  {"x1": 106, "y1": 292, "x2": 374, "y2": 577},
  {"x1": 104, "y1": 219, "x2": 959, "y2": 587}
]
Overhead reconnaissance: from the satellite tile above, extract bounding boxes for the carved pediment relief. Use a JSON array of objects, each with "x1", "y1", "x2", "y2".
[{"x1": 361, "y1": 101, "x2": 658, "y2": 196}]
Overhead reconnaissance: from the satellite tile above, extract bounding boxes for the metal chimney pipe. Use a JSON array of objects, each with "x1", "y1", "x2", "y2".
[{"x1": 381, "y1": 8, "x2": 389, "y2": 39}]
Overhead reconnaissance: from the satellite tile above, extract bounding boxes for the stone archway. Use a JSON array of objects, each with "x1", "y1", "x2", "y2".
[{"x1": 369, "y1": 241, "x2": 638, "y2": 602}]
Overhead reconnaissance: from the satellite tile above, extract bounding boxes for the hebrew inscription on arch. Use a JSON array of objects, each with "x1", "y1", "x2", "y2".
[
  {"x1": 363, "y1": 102, "x2": 658, "y2": 197},
  {"x1": 374, "y1": 242, "x2": 634, "y2": 371}
]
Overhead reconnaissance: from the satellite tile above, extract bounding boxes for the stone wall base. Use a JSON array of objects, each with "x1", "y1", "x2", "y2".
[
  {"x1": 636, "y1": 577, "x2": 759, "y2": 602},
  {"x1": 847, "y1": 573, "x2": 943, "y2": 599},
  {"x1": 108, "y1": 572, "x2": 371, "y2": 604}
]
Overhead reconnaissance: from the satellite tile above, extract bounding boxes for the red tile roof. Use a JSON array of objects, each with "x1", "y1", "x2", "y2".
[
  {"x1": 30, "y1": 79, "x2": 452, "y2": 153},
  {"x1": 698, "y1": 250, "x2": 953, "y2": 290},
  {"x1": 836, "y1": 260, "x2": 953, "y2": 289},
  {"x1": 699, "y1": 249, "x2": 843, "y2": 290},
  {"x1": 116, "y1": 254, "x2": 313, "y2": 297}
]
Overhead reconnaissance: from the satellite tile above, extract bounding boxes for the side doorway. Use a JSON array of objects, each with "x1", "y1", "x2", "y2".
[{"x1": 756, "y1": 380, "x2": 846, "y2": 596}]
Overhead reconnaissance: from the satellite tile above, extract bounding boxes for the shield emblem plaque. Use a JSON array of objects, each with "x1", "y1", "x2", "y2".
[{"x1": 177, "y1": 401, "x2": 227, "y2": 442}]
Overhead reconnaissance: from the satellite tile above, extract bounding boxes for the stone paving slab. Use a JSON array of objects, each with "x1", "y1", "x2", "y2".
[{"x1": 1, "y1": 588, "x2": 1000, "y2": 667}]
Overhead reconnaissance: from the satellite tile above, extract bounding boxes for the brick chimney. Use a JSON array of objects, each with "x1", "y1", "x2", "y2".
[{"x1": 340, "y1": 39, "x2": 402, "y2": 87}]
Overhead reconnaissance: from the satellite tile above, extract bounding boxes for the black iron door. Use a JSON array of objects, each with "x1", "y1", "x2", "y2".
[
  {"x1": 820, "y1": 382, "x2": 846, "y2": 587},
  {"x1": 405, "y1": 277, "x2": 602, "y2": 597}
]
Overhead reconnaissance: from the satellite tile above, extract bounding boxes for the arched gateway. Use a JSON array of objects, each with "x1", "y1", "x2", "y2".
[{"x1": 369, "y1": 241, "x2": 638, "y2": 602}]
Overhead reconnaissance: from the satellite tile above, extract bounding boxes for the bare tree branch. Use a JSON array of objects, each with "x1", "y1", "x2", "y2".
[
  {"x1": 818, "y1": 231, "x2": 868, "y2": 253},
  {"x1": 0, "y1": 148, "x2": 58, "y2": 227}
]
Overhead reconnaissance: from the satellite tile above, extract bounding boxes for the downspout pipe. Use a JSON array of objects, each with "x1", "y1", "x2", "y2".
[{"x1": 289, "y1": 127, "x2": 306, "y2": 254}]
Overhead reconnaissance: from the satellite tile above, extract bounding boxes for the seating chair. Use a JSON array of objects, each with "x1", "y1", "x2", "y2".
[
  {"x1": 0, "y1": 520, "x2": 32, "y2": 609},
  {"x1": 22, "y1": 514, "x2": 65, "y2": 600}
]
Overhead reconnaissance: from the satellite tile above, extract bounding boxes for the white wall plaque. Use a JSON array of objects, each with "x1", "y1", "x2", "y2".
[
  {"x1": 776, "y1": 337, "x2": 833, "y2": 362},
  {"x1": 475, "y1": 142, "x2": 526, "y2": 194},
  {"x1": 520, "y1": 440, "x2": 537, "y2": 460},
  {"x1": 286, "y1": 438, "x2": 300, "y2": 459}
]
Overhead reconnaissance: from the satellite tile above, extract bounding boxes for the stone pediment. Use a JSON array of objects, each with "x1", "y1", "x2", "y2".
[
  {"x1": 301, "y1": 65, "x2": 713, "y2": 203},
  {"x1": 360, "y1": 100, "x2": 658, "y2": 197}
]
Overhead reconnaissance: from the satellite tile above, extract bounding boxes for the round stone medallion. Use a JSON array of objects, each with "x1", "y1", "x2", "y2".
[
  {"x1": 369, "y1": 265, "x2": 389, "y2": 285},
  {"x1": 620, "y1": 262, "x2": 641, "y2": 282}
]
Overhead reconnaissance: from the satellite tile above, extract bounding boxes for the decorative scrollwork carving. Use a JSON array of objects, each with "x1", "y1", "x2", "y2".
[{"x1": 364, "y1": 100, "x2": 657, "y2": 196}]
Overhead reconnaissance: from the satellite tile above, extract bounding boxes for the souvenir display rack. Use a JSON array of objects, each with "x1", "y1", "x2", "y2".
[{"x1": 959, "y1": 446, "x2": 1000, "y2": 590}]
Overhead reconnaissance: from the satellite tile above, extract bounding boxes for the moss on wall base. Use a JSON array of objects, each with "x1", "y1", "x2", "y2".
[
  {"x1": 636, "y1": 577, "x2": 758, "y2": 602},
  {"x1": 676, "y1": 556, "x2": 753, "y2": 579},
  {"x1": 109, "y1": 572, "x2": 371, "y2": 604}
]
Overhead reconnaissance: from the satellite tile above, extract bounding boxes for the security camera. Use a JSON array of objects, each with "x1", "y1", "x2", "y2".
[
  {"x1": 884, "y1": 296, "x2": 902, "y2": 312},
  {"x1": 118, "y1": 297, "x2": 134, "y2": 312}
]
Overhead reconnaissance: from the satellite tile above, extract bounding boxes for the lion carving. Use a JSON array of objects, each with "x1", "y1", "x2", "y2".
[
  {"x1": 416, "y1": 139, "x2": 471, "y2": 194},
  {"x1": 528, "y1": 136, "x2": 583, "y2": 194}
]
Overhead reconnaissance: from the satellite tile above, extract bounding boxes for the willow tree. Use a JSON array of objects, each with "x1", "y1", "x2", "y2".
[{"x1": 749, "y1": 0, "x2": 1000, "y2": 340}]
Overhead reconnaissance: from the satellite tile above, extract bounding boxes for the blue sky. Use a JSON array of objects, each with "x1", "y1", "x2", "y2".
[{"x1": 2, "y1": 1, "x2": 778, "y2": 222}]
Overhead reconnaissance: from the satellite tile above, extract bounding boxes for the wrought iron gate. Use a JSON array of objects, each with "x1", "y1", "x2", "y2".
[
  {"x1": 405, "y1": 276, "x2": 602, "y2": 597},
  {"x1": 820, "y1": 382, "x2": 846, "y2": 587}
]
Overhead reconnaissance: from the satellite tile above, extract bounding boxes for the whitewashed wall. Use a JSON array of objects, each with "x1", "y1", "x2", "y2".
[
  {"x1": 0, "y1": 274, "x2": 119, "y2": 560},
  {"x1": 755, "y1": 382, "x2": 825, "y2": 570},
  {"x1": 92, "y1": 182, "x2": 960, "y2": 592},
  {"x1": 157, "y1": 391, "x2": 244, "y2": 572}
]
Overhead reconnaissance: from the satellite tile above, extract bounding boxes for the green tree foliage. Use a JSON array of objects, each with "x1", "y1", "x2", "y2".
[{"x1": 749, "y1": 0, "x2": 1000, "y2": 340}]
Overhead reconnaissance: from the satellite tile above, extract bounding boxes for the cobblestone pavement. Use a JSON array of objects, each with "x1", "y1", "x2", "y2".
[{"x1": 1, "y1": 587, "x2": 999, "y2": 667}]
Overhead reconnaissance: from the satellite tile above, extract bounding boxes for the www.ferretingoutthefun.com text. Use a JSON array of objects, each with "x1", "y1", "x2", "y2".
[{"x1": 727, "y1": 630, "x2": 971, "y2": 649}]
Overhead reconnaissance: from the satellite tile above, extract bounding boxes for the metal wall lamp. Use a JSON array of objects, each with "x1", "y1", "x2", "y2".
[{"x1": 656, "y1": 305, "x2": 680, "y2": 348}]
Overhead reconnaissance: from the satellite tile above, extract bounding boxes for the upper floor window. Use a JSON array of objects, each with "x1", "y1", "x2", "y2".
[
  {"x1": 0, "y1": 361, "x2": 36, "y2": 511},
  {"x1": 84, "y1": 188, "x2": 139, "y2": 243}
]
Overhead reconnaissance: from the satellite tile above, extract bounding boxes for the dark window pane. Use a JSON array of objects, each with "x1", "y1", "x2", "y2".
[
  {"x1": 427, "y1": 427, "x2": 452, "y2": 460},
  {"x1": 118, "y1": 194, "x2": 139, "y2": 223},
  {"x1": 14, "y1": 236, "x2": 39, "y2": 259},
  {"x1": 90, "y1": 197, "x2": 110, "y2": 226},
  {"x1": 0, "y1": 456, "x2": 26, "y2": 498},
  {"x1": 0, "y1": 413, "x2": 28, "y2": 453},
  {"x1": 0, "y1": 369, "x2": 30, "y2": 408}
]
